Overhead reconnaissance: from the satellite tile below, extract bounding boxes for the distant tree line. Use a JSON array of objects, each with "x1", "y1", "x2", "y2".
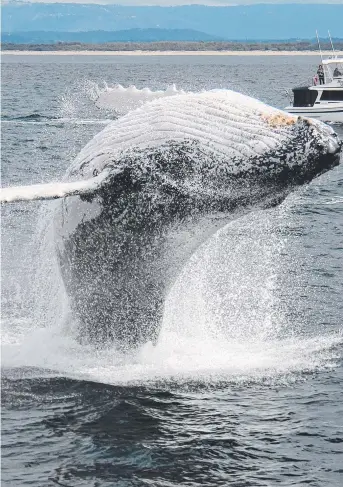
[{"x1": 2, "y1": 41, "x2": 343, "y2": 52}]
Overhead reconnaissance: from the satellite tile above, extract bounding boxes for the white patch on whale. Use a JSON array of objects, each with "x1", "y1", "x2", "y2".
[{"x1": 0, "y1": 169, "x2": 112, "y2": 203}]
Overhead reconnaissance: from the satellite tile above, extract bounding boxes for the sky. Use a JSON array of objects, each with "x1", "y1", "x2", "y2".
[{"x1": 9, "y1": 0, "x2": 343, "y2": 4}]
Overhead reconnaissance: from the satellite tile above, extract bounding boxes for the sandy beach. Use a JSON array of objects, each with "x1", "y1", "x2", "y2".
[{"x1": 2, "y1": 50, "x2": 343, "y2": 56}]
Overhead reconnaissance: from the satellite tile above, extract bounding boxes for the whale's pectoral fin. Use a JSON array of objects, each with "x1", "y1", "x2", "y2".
[{"x1": 0, "y1": 169, "x2": 116, "y2": 203}]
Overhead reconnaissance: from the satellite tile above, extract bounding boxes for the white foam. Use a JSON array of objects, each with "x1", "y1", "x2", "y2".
[
  {"x1": 4, "y1": 323, "x2": 340, "y2": 386},
  {"x1": 95, "y1": 83, "x2": 185, "y2": 112},
  {"x1": 324, "y1": 197, "x2": 343, "y2": 205},
  {"x1": 1, "y1": 119, "x2": 112, "y2": 126}
]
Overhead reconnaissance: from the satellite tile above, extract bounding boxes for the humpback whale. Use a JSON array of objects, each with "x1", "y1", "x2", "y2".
[{"x1": 1, "y1": 91, "x2": 341, "y2": 349}]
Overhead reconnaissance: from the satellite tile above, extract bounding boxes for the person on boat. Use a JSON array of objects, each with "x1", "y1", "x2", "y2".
[
  {"x1": 317, "y1": 65, "x2": 325, "y2": 85},
  {"x1": 333, "y1": 67, "x2": 342, "y2": 77}
]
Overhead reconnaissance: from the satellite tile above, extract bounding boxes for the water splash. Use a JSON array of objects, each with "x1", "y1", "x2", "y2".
[
  {"x1": 2, "y1": 85, "x2": 342, "y2": 386},
  {"x1": 2, "y1": 195, "x2": 341, "y2": 386},
  {"x1": 93, "y1": 83, "x2": 186, "y2": 113}
]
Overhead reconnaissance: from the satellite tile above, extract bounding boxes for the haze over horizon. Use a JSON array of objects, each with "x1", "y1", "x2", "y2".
[
  {"x1": 4, "y1": 0, "x2": 343, "y2": 4},
  {"x1": 2, "y1": 1, "x2": 343, "y2": 41}
]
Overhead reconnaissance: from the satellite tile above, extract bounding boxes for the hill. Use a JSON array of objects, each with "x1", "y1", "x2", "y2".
[
  {"x1": 2, "y1": 3, "x2": 343, "y2": 40},
  {"x1": 1, "y1": 29, "x2": 225, "y2": 44},
  {"x1": 3, "y1": 40, "x2": 343, "y2": 53}
]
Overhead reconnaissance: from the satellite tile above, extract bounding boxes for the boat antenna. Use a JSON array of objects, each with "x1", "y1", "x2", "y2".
[
  {"x1": 316, "y1": 30, "x2": 323, "y2": 63},
  {"x1": 328, "y1": 30, "x2": 336, "y2": 57}
]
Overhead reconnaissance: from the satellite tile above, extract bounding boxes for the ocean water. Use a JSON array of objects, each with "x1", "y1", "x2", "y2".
[{"x1": 1, "y1": 54, "x2": 343, "y2": 487}]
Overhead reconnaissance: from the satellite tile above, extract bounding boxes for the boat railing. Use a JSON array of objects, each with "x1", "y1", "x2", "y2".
[
  {"x1": 324, "y1": 65, "x2": 334, "y2": 84},
  {"x1": 283, "y1": 88, "x2": 293, "y2": 106}
]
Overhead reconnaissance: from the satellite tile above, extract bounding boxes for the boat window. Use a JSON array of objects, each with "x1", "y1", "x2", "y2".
[
  {"x1": 293, "y1": 88, "x2": 318, "y2": 107},
  {"x1": 320, "y1": 90, "x2": 343, "y2": 101},
  {"x1": 325, "y1": 62, "x2": 343, "y2": 82},
  {"x1": 332, "y1": 63, "x2": 343, "y2": 78}
]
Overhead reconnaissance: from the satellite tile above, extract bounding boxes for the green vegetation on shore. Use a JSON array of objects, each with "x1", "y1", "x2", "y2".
[{"x1": 3, "y1": 41, "x2": 343, "y2": 52}]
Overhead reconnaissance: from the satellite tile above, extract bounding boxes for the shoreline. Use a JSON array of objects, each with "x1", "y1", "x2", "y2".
[{"x1": 2, "y1": 50, "x2": 343, "y2": 56}]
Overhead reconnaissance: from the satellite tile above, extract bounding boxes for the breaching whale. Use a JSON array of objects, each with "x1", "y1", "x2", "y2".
[{"x1": 1, "y1": 91, "x2": 341, "y2": 349}]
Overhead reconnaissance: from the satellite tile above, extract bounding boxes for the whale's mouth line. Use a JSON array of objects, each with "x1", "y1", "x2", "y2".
[{"x1": 306, "y1": 151, "x2": 341, "y2": 182}]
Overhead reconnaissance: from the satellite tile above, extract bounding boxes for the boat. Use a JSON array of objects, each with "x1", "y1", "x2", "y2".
[
  {"x1": 285, "y1": 56, "x2": 343, "y2": 123},
  {"x1": 285, "y1": 32, "x2": 343, "y2": 123}
]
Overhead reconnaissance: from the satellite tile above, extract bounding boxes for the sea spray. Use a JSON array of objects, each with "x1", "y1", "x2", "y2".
[
  {"x1": 93, "y1": 83, "x2": 186, "y2": 113},
  {"x1": 2, "y1": 86, "x2": 341, "y2": 385},
  {"x1": 1, "y1": 189, "x2": 341, "y2": 385}
]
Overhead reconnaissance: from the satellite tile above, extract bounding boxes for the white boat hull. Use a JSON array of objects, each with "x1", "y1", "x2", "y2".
[{"x1": 285, "y1": 105, "x2": 343, "y2": 123}]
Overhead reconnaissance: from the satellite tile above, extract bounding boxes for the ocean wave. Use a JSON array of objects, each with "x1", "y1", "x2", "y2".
[{"x1": 1, "y1": 116, "x2": 113, "y2": 126}]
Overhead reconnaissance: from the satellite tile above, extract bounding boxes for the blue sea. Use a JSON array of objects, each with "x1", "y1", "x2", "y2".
[{"x1": 1, "y1": 54, "x2": 343, "y2": 486}]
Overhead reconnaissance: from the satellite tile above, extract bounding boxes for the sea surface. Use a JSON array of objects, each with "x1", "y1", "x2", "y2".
[{"x1": 1, "y1": 54, "x2": 343, "y2": 487}]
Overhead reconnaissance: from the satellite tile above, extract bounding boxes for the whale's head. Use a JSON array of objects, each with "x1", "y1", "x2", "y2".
[
  {"x1": 66, "y1": 91, "x2": 341, "y2": 216},
  {"x1": 252, "y1": 113, "x2": 341, "y2": 188}
]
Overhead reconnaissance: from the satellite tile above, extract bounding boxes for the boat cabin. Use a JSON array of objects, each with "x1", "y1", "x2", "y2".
[
  {"x1": 292, "y1": 86, "x2": 343, "y2": 107},
  {"x1": 285, "y1": 52, "x2": 343, "y2": 122},
  {"x1": 322, "y1": 59, "x2": 343, "y2": 84},
  {"x1": 292, "y1": 87, "x2": 318, "y2": 107},
  {"x1": 291, "y1": 58, "x2": 343, "y2": 108}
]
